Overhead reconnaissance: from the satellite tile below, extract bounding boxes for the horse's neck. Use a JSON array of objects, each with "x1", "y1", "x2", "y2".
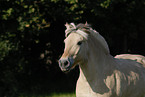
[
  {"x1": 80, "y1": 54, "x2": 114, "y2": 80},
  {"x1": 79, "y1": 47, "x2": 116, "y2": 91}
]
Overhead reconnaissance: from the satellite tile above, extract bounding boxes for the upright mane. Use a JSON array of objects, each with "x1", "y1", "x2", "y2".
[{"x1": 65, "y1": 23, "x2": 110, "y2": 54}]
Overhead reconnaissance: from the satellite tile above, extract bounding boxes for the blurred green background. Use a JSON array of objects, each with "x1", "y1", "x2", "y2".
[{"x1": 0, "y1": 0, "x2": 145, "y2": 97}]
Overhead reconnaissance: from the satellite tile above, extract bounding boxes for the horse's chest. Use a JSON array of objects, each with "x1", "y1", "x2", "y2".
[{"x1": 76, "y1": 78, "x2": 112, "y2": 97}]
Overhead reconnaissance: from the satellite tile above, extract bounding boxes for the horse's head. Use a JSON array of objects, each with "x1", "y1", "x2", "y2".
[
  {"x1": 59, "y1": 23, "x2": 110, "y2": 72},
  {"x1": 59, "y1": 23, "x2": 89, "y2": 72}
]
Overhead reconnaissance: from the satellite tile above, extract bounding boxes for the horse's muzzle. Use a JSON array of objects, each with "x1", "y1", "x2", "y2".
[{"x1": 59, "y1": 57, "x2": 74, "y2": 72}]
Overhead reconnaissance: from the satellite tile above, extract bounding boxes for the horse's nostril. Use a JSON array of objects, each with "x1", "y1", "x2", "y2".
[{"x1": 64, "y1": 60, "x2": 69, "y2": 66}]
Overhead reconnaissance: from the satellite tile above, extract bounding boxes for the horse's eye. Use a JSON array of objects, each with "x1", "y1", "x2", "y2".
[{"x1": 77, "y1": 41, "x2": 82, "y2": 45}]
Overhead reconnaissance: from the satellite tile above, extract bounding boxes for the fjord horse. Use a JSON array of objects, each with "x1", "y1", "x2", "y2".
[{"x1": 59, "y1": 23, "x2": 145, "y2": 97}]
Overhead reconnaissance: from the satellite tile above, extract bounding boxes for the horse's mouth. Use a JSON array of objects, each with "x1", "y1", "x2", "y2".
[
  {"x1": 61, "y1": 68, "x2": 71, "y2": 73},
  {"x1": 60, "y1": 65, "x2": 71, "y2": 72}
]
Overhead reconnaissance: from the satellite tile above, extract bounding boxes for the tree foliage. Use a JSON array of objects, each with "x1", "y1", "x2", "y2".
[{"x1": 0, "y1": 0, "x2": 145, "y2": 96}]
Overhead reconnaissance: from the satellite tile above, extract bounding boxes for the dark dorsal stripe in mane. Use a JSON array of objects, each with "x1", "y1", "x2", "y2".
[{"x1": 76, "y1": 23, "x2": 91, "y2": 30}]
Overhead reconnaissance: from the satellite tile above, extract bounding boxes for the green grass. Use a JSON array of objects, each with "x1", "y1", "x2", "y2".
[
  {"x1": 19, "y1": 92, "x2": 76, "y2": 97},
  {"x1": 50, "y1": 92, "x2": 75, "y2": 97}
]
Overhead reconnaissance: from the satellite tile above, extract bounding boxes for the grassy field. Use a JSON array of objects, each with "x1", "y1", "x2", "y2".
[
  {"x1": 49, "y1": 92, "x2": 75, "y2": 97},
  {"x1": 19, "y1": 92, "x2": 75, "y2": 97}
]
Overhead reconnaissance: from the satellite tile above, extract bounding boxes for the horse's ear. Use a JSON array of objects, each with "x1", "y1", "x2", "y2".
[
  {"x1": 65, "y1": 22, "x2": 69, "y2": 28},
  {"x1": 85, "y1": 21, "x2": 88, "y2": 25}
]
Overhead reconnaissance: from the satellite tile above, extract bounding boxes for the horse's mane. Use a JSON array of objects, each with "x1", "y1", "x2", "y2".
[{"x1": 65, "y1": 23, "x2": 110, "y2": 54}]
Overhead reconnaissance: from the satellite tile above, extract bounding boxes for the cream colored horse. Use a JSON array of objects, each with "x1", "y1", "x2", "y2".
[{"x1": 59, "y1": 23, "x2": 145, "y2": 97}]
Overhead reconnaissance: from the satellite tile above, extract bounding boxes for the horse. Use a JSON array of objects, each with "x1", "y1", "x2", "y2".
[{"x1": 59, "y1": 23, "x2": 145, "y2": 97}]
